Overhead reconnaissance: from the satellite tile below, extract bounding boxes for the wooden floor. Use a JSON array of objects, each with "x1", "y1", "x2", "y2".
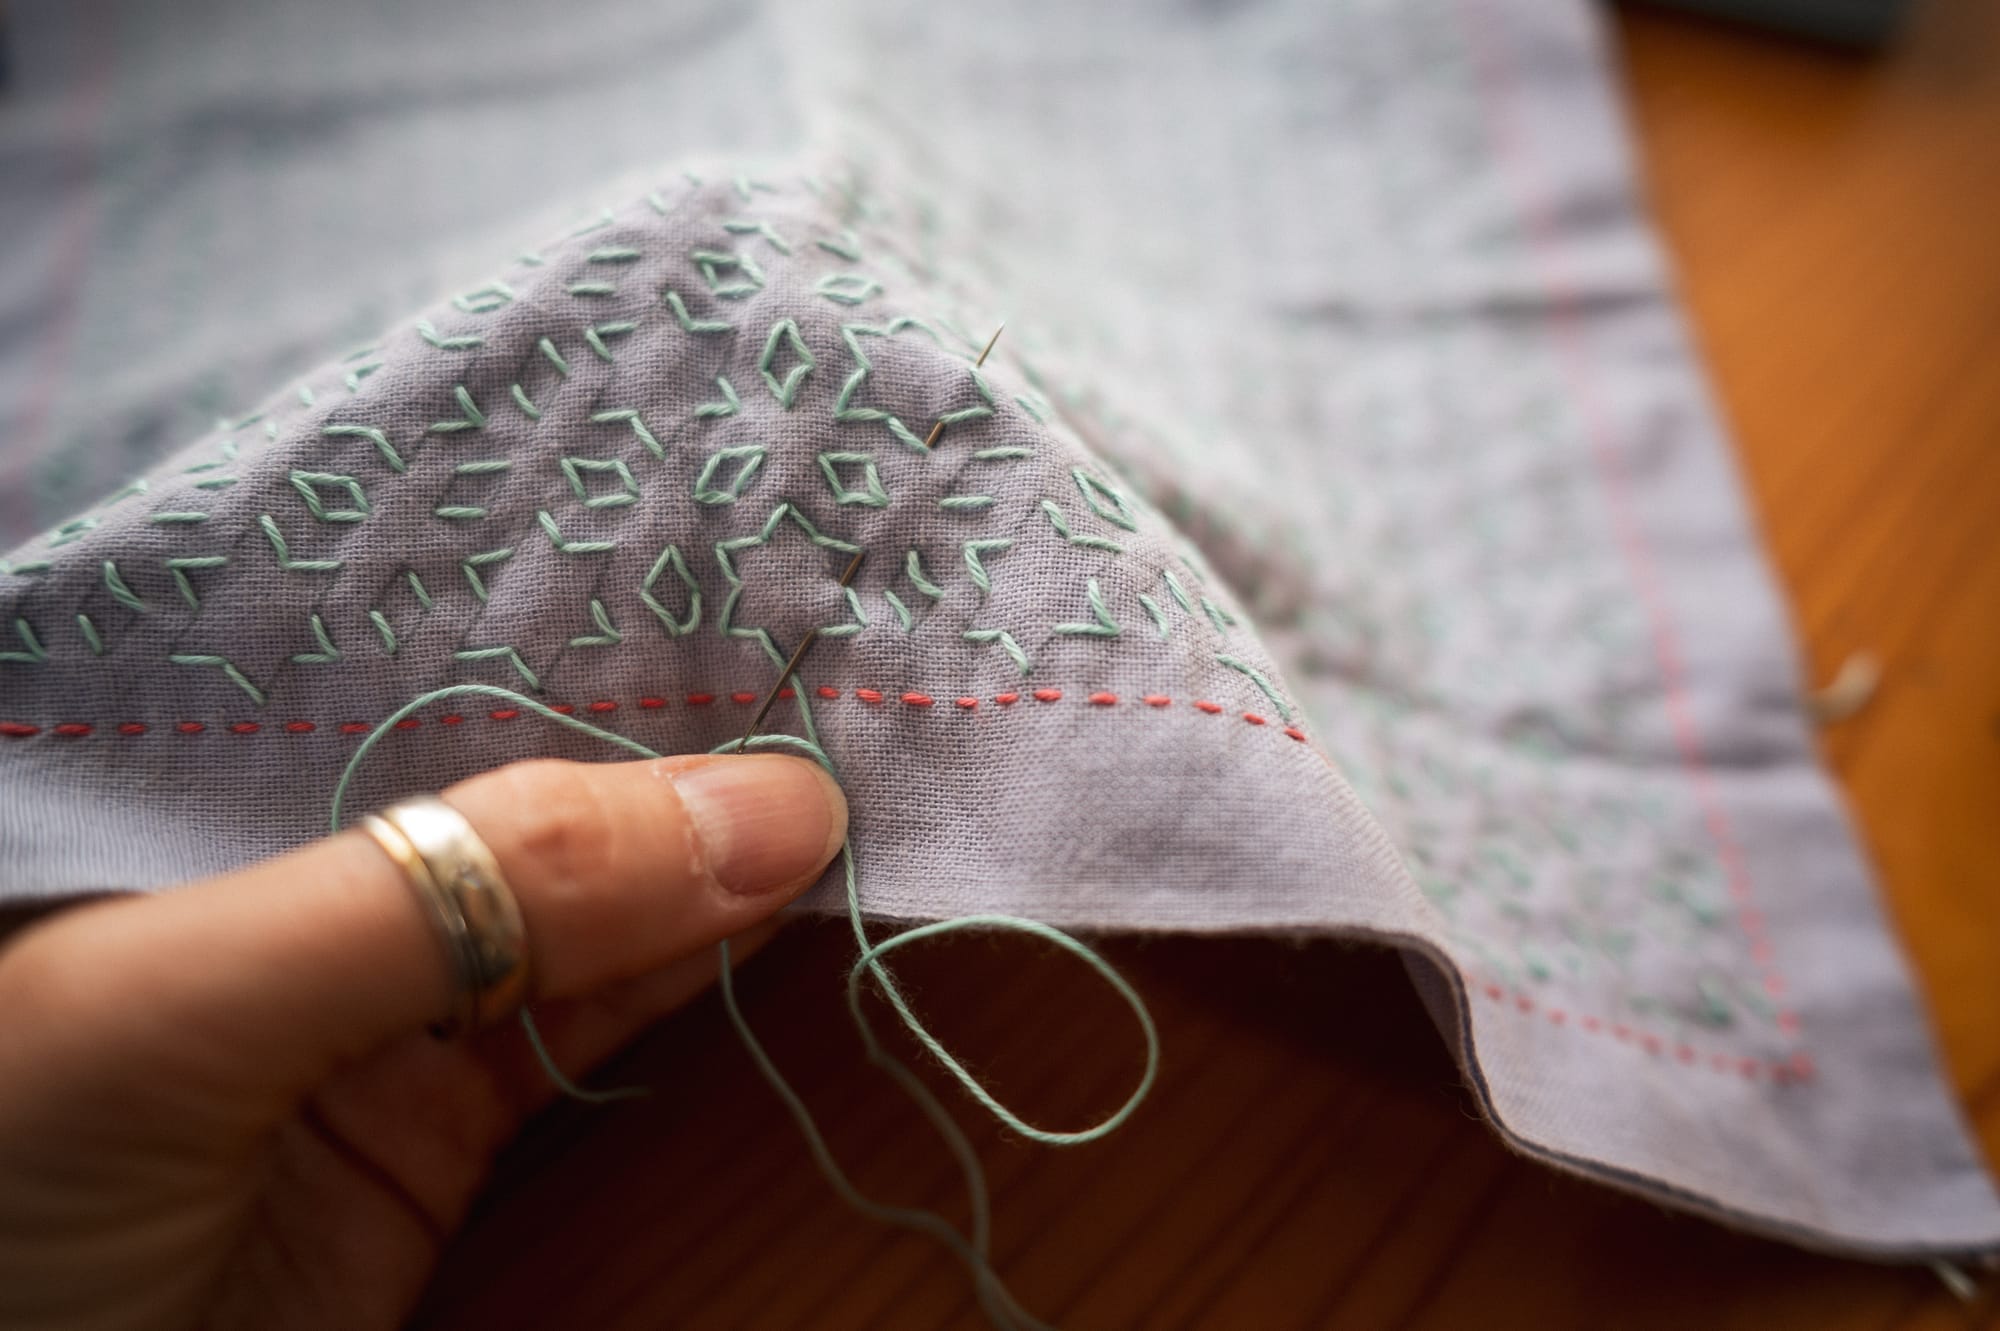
[{"x1": 419, "y1": 3, "x2": 2000, "y2": 1327}]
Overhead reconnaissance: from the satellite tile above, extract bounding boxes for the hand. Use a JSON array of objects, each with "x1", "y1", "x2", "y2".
[{"x1": 0, "y1": 753, "x2": 847, "y2": 1331}]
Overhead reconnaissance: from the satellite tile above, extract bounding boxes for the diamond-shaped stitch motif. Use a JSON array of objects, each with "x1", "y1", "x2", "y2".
[
  {"x1": 817, "y1": 452, "x2": 889, "y2": 507},
  {"x1": 560, "y1": 457, "x2": 640, "y2": 509},
  {"x1": 693, "y1": 445, "x2": 766, "y2": 505}
]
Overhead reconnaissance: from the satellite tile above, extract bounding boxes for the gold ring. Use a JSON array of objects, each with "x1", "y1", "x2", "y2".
[{"x1": 360, "y1": 796, "x2": 528, "y2": 1036}]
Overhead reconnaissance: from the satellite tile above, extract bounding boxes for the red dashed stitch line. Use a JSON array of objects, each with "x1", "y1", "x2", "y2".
[
  {"x1": 3, "y1": 687, "x2": 1311, "y2": 744},
  {"x1": 1476, "y1": 981, "x2": 1809, "y2": 1083}
]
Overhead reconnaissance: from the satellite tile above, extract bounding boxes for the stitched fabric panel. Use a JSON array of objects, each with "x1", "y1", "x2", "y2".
[{"x1": 1, "y1": 0, "x2": 1994, "y2": 1261}]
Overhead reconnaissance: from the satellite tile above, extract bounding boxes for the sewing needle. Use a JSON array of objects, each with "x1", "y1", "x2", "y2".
[
  {"x1": 922, "y1": 323, "x2": 1006, "y2": 449},
  {"x1": 734, "y1": 548, "x2": 866, "y2": 751}
]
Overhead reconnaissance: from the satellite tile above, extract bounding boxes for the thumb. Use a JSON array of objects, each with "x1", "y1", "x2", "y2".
[{"x1": 0, "y1": 753, "x2": 845, "y2": 1120}]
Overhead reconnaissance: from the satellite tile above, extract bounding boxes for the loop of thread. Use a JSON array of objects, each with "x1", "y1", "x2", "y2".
[{"x1": 329, "y1": 681, "x2": 1159, "y2": 1330}]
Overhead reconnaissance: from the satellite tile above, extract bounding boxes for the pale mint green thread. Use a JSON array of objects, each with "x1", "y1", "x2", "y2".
[
  {"x1": 1162, "y1": 569, "x2": 1195, "y2": 613},
  {"x1": 460, "y1": 548, "x2": 512, "y2": 602},
  {"x1": 1071, "y1": 468, "x2": 1138, "y2": 531},
  {"x1": 759, "y1": 319, "x2": 816, "y2": 407},
  {"x1": 433, "y1": 506, "x2": 487, "y2": 522},
  {"x1": 149, "y1": 512, "x2": 209, "y2": 525},
  {"x1": 567, "y1": 281, "x2": 617, "y2": 298},
  {"x1": 76, "y1": 614, "x2": 105, "y2": 656},
  {"x1": 1053, "y1": 579, "x2": 1120, "y2": 637},
  {"x1": 561, "y1": 456, "x2": 640, "y2": 509},
  {"x1": 537, "y1": 511, "x2": 615, "y2": 556},
  {"x1": 369, "y1": 609, "x2": 398, "y2": 655},
  {"x1": 322, "y1": 424, "x2": 404, "y2": 472},
  {"x1": 406, "y1": 570, "x2": 435, "y2": 609},
  {"x1": 972, "y1": 446, "x2": 1032, "y2": 462},
  {"x1": 693, "y1": 446, "x2": 766, "y2": 505},
  {"x1": 586, "y1": 322, "x2": 636, "y2": 362},
  {"x1": 695, "y1": 375, "x2": 742, "y2": 419},
  {"x1": 416, "y1": 319, "x2": 482, "y2": 352},
  {"x1": 939, "y1": 494, "x2": 995, "y2": 512},
  {"x1": 169, "y1": 652, "x2": 262, "y2": 704},
  {"x1": 1216, "y1": 654, "x2": 1292, "y2": 723},
  {"x1": 964, "y1": 628, "x2": 1032, "y2": 675},
  {"x1": 1201, "y1": 596, "x2": 1237, "y2": 635},
  {"x1": 905, "y1": 548, "x2": 944, "y2": 599},
  {"x1": 538, "y1": 337, "x2": 572, "y2": 376},
  {"x1": 325, "y1": 686, "x2": 1158, "y2": 1331},
  {"x1": 292, "y1": 613, "x2": 342, "y2": 665},
  {"x1": 816, "y1": 273, "x2": 881, "y2": 306},
  {"x1": 259, "y1": 515, "x2": 341, "y2": 573},
  {"x1": 665, "y1": 288, "x2": 732, "y2": 335},
  {"x1": 694, "y1": 248, "x2": 765, "y2": 299},
  {"x1": 454, "y1": 645, "x2": 539, "y2": 689},
  {"x1": 1138, "y1": 594, "x2": 1170, "y2": 639},
  {"x1": 101, "y1": 560, "x2": 145, "y2": 613},
  {"x1": 1, "y1": 617, "x2": 46, "y2": 664},
  {"x1": 962, "y1": 538, "x2": 1012, "y2": 594},
  {"x1": 883, "y1": 588, "x2": 913, "y2": 631},
  {"x1": 589, "y1": 408, "x2": 664, "y2": 460},
  {"x1": 1039, "y1": 500, "x2": 1122, "y2": 553},
  {"x1": 161, "y1": 555, "x2": 223, "y2": 611},
  {"x1": 290, "y1": 471, "x2": 370, "y2": 523},
  {"x1": 818, "y1": 452, "x2": 889, "y2": 507},
  {"x1": 723, "y1": 218, "x2": 792, "y2": 255},
  {"x1": 456, "y1": 459, "x2": 512, "y2": 476},
  {"x1": 569, "y1": 599, "x2": 623, "y2": 648},
  {"x1": 816, "y1": 230, "x2": 862, "y2": 261},
  {"x1": 510, "y1": 384, "x2": 542, "y2": 420},
  {"x1": 640, "y1": 544, "x2": 701, "y2": 636}
]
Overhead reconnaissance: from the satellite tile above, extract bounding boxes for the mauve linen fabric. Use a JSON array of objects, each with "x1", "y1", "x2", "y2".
[{"x1": 1, "y1": 0, "x2": 1995, "y2": 1260}]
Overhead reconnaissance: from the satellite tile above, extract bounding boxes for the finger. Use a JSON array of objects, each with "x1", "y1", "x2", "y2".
[{"x1": 0, "y1": 754, "x2": 845, "y2": 1117}]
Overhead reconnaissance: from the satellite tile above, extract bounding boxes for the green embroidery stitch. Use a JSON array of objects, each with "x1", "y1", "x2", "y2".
[
  {"x1": 585, "y1": 321, "x2": 635, "y2": 361},
  {"x1": 102, "y1": 560, "x2": 145, "y2": 612},
  {"x1": 589, "y1": 408, "x2": 664, "y2": 459},
  {"x1": 455, "y1": 645, "x2": 540, "y2": 690},
  {"x1": 1, "y1": 617, "x2": 46, "y2": 664},
  {"x1": 561, "y1": 456, "x2": 640, "y2": 508},
  {"x1": 370, "y1": 609, "x2": 398, "y2": 655},
  {"x1": 166, "y1": 555, "x2": 226, "y2": 610},
  {"x1": 816, "y1": 231, "x2": 862, "y2": 261},
  {"x1": 567, "y1": 281, "x2": 617, "y2": 297},
  {"x1": 815, "y1": 273, "x2": 881, "y2": 306},
  {"x1": 1216, "y1": 654, "x2": 1291, "y2": 722},
  {"x1": 695, "y1": 375, "x2": 742, "y2": 418},
  {"x1": 883, "y1": 588, "x2": 912, "y2": 630},
  {"x1": 1138, "y1": 593, "x2": 1170, "y2": 638},
  {"x1": 587, "y1": 246, "x2": 643, "y2": 264},
  {"x1": 759, "y1": 319, "x2": 815, "y2": 407},
  {"x1": 1162, "y1": 569, "x2": 1194, "y2": 612},
  {"x1": 433, "y1": 506, "x2": 487, "y2": 521},
  {"x1": 292, "y1": 613, "x2": 343, "y2": 664},
  {"x1": 818, "y1": 452, "x2": 889, "y2": 507},
  {"x1": 938, "y1": 494, "x2": 995, "y2": 512},
  {"x1": 321, "y1": 424, "x2": 404, "y2": 472},
  {"x1": 460, "y1": 548, "x2": 512, "y2": 601},
  {"x1": 538, "y1": 337, "x2": 572, "y2": 376},
  {"x1": 1054, "y1": 578, "x2": 1121, "y2": 637},
  {"x1": 452, "y1": 281, "x2": 515, "y2": 314},
  {"x1": 905, "y1": 549, "x2": 944, "y2": 600},
  {"x1": 693, "y1": 445, "x2": 766, "y2": 505},
  {"x1": 416, "y1": 319, "x2": 482, "y2": 351},
  {"x1": 406, "y1": 570, "x2": 435, "y2": 609},
  {"x1": 76, "y1": 614, "x2": 105, "y2": 656},
  {"x1": 693, "y1": 248, "x2": 765, "y2": 299},
  {"x1": 1040, "y1": 499, "x2": 1123, "y2": 552},
  {"x1": 536, "y1": 511, "x2": 614, "y2": 556},
  {"x1": 289, "y1": 471, "x2": 370, "y2": 523},
  {"x1": 569, "y1": 599, "x2": 623, "y2": 648},
  {"x1": 170, "y1": 653, "x2": 264, "y2": 704},
  {"x1": 962, "y1": 538, "x2": 1012, "y2": 593},
  {"x1": 964, "y1": 628, "x2": 1032, "y2": 675},
  {"x1": 665, "y1": 288, "x2": 732, "y2": 335},
  {"x1": 723, "y1": 219, "x2": 792, "y2": 255},
  {"x1": 510, "y1": 384, "x2": 542, "y2": 420},
  {"x1": 640, "y1": 544, "x2": 701, "y2": 637},
  {"x1": 258, "y1": 515, "x2": 341, "y2": 573},
  {"x1": 1072, "y1": 467, "x2": 1138, "y2": 531}
]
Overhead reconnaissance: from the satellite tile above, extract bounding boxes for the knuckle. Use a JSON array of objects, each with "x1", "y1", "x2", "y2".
[{"x1": 461, "y1": 759, "x2": 624, "y2": 894}]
